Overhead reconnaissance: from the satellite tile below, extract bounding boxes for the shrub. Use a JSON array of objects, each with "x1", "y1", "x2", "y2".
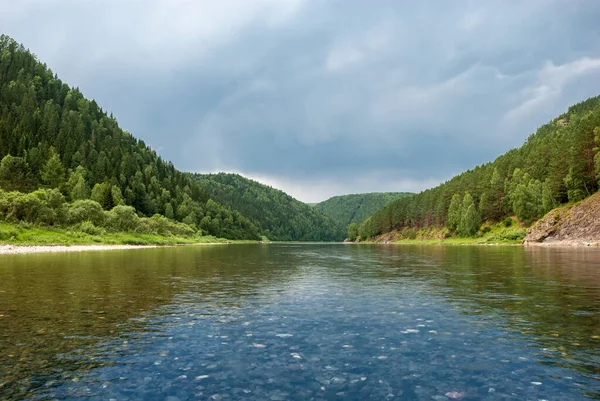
[
  {"x1": 105, "y1": 205, "x2": 140, "y2": 232},
  {"x1": 67, "y1": 199, "x2": 105, "y2": 226},
  {"x1": 502, "y1": 217, "x2": 513, "y2": 227},
  {"x1": 500, "y1": 227, "x2": 526, "y2": 241},
  {"x1": 140, "y1": 214, "x2": 195, "y2": 237},
  {"x1": 486, "y1": 227, "x2": 526, "y2": 242},
  {"x1": 77, "y1": 220, "x2": 105, "y2": 236},
  {"x1": 0, "y1": 189, "x2": 65, "y2": 225},
  {"x1": 5, "y1": 191, "x2": 45, "y2": 224}
]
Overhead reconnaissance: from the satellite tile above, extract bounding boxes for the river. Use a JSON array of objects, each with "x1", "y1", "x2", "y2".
[{"x1": 0, "y1": 244, "x2": 598, "y2": 400}]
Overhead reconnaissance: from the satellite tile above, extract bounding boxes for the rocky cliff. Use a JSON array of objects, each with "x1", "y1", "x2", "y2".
[{"x1": 524, "y1": 192, "x2": 600, "y2": 246}]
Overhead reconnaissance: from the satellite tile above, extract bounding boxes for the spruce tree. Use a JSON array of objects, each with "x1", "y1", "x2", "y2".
[
  {"x1": 41, "y1": 151, "x2": 66, "y2": 189},
  {"x1": 0, "y1": 155, "x2": 34, "y2": 192},
  {"x1": 165, "y1": 203, "x2": 175, "y2": 220}
]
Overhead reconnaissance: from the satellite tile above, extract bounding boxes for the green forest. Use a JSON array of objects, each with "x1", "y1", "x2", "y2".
[
  {"x1": 2, "y1": 34, "x2": 599, "y2": 246},
  {"x1": 0, "y1": 35, "x2": 342, "y2": 244},
  {"x1": 314, "y1": 192, "x2": 412, "y2": 226},
  {"x1": 193, "y1": 173, "x2": 345, "y2": 241},
  {"x1": 0, "y1": 35, "x2": 266, "y2": 242},
  {"x1": 358, "y1": 95, "x2": 600, "y2": 241}
]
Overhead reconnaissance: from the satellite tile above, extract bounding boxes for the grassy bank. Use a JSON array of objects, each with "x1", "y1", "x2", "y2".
[
  {"x1": 0, "y1": 222, "x2": 240, "y2": 246},
  {"x1": 365, "y1": 217, "x2": 527, "y2": 245}
]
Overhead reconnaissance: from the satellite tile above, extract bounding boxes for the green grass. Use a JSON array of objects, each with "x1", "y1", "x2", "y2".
[
  {"x1": 363, "y1": 217, "x2": 527, "y2": 246},
  {"x1": 0, "y1": 222, "x2": 245, "y2": 246}
]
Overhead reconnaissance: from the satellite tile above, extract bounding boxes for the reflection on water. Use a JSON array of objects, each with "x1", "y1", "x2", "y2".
[{"x1": 0, "y1": 244, "x2": 598, "y2": 400}]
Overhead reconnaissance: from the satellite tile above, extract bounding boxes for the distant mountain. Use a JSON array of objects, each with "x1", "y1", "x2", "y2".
[
  {"x1": 314, "y1": 193, "x2": 413, "y2": 226},
  {"x1": 359, "y1": 95, "x2": 600, "y2": 240},
  {"x1": 192, "y1": 173, "x2": 346, "y2": 241}
]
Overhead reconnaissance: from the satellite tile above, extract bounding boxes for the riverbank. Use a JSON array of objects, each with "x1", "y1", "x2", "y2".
[
  {"x1": 364, "y1": 220, "x2": 527, "y2": 246},
  {"x1": 0, "y1": 244, "x2": 161, "y2": 255},
  {"x1": 524, "y1": 193, "x2": 600, "y2": 247},
  {"x1": 0, "y1": 222, "x2": 244, "y2": 250}
]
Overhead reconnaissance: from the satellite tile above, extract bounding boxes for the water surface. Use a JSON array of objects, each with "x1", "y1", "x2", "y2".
[{"x1": 0, "y1": 244, "x2": 598, "y2": 400}]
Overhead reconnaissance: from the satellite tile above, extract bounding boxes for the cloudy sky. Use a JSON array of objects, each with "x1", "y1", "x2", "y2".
[{"x1": 3, "y1": 0, "x2": 600, "y2": 202}]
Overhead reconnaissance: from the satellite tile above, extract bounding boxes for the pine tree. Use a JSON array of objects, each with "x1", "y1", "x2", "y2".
[
  {"x1": 41, "y1": 150, "x2": 66, "y2": 189},
  {"x1": 165, "y1": 203, "x2": 175, "y2": 220},
  {"x1": 0, "y1": 155, "x2": 34, "y2": 192},
  {"x1": 446, "y1": 194, "x2": 462, "y2": 231},
  {"x1": 91, "y1": 182, "x2": 115, "y2": 210},
  {"x1": 183, "y1": 211, "x2": 198, "y2": 228},
  {"x1": 564, "y1": 167, "x2": 587, "y2": 202},
  {"x1": 479, "y1": 191, "x2": 494, "y2": 221}
]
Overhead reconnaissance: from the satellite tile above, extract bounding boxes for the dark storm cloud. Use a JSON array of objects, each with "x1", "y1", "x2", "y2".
[{"x1": 2, "y1": 0, "x2": 600, "y2": 201}]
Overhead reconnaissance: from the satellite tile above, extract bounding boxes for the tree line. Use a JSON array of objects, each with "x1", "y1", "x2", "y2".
[
  {"x1": 0, "y1": 35, "x2": 261, "y2": 240},
  {"x1": 314, "y1": 192, "x2": 412, "y2": 227},
  {"x1": 358, "y1": 95, "x2": 600, "y2": 239},
  {"x1": 193, "y1": 173, "x2": 346, "y2": 241}
]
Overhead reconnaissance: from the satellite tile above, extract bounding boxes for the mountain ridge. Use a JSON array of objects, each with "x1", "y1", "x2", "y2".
[
  {"x1": 192, "y1": 173, "x2": 345, "y2": 241},
  {"x1": 314, "y1": 192, "x2": 412, "y2": 227}
]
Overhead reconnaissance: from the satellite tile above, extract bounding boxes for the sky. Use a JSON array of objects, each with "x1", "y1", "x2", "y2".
[{"x1": 2, "y1": 0, "x2": 600, "y2": 202}]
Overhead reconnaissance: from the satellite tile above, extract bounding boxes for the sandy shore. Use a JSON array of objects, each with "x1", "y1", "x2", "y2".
[{"x1": 0, "y1": 244, "x2": 159, "y2": 255}]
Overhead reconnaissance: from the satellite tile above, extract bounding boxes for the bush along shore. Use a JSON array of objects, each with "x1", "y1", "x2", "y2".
[
  {"x1": 349, "y1": 194, "x2": 600, "y2": 247},
  {"x1": 353, "y1": 216, "x2": 527, "y2": 245},
  {"x1": 0, "y1": 187, "x2": 247, "y2": 247}
]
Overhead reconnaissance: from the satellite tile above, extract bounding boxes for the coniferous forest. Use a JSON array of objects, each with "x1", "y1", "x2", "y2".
[
  {"x1": 1, "y1": 34, "x2": 599, "y2": 245},
  {"x1": 314, "y1": 193, "x2": 413, "y2": 226},
  {"x1": 0, "y1": 35, "x2": 345, "y2": 242},
  {"x1": 193, "y1": 173, "x2": 345, "y2": 241},
  {"x1": 358, "y1": 95, "x2": 600, "y2": 241}
]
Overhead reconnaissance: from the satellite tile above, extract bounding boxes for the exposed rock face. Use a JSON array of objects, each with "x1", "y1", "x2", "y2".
[{"x1": 525, "y1": 192, "x2": 600, "y2": 246}]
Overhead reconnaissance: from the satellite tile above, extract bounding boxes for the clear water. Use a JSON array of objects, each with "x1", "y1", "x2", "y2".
[{"x1": 0, "y1": 244, "x2": 598, "y2": 400}]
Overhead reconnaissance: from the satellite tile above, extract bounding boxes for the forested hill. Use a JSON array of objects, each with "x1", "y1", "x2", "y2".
[
  {"x1": 0, "y1": 35, "x2": 261, "y2": 240},
  {"x1": 192, "y1": 173, "x2": 346, "y2": 241},
  {"x1": 359, "y1": 95, "x2": 600, "y2": 240},
  {"x1": 314, "y1": 192, "x2": 412, "y2": 226}
]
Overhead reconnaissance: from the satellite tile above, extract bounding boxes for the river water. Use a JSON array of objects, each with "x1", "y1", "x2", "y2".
[{"x1": 0, "y1": 244, "x2": 598, "y2": 400}]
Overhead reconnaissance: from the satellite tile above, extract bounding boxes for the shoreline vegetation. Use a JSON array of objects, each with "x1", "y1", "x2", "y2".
[
  {"x1": 355, "y1": 96, "x2": 600, "y2": 248},
  {"x1": 0, "y1": 35, "x2": 344, "y2": 244},
  {"x1": 0, "y1": 36, "x2": 598, "y2": 251}
]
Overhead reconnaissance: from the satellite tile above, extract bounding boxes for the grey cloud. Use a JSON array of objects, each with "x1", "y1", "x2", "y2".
[{"x1": 2, "y1": 0, "x2": 600, "y2": 202}]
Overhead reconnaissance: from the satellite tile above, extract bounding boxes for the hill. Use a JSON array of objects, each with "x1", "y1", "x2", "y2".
[
  {"x1": 359, "y1": 95, "x2": 600, "y2": 241},
  {"x1": 192, "y1": 173, "x2": 345, "y2": 241},
  {"x1": 314, "y1": 193, "x2": 412, "y2": 226},
  {"x1": 0, "y1": 35, "x2": 262, "y2": 240}
]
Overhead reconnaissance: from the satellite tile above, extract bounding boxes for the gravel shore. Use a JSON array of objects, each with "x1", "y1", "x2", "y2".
[{"x1": 0, "y1": 244, "x2": 158, "y2": 255}]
